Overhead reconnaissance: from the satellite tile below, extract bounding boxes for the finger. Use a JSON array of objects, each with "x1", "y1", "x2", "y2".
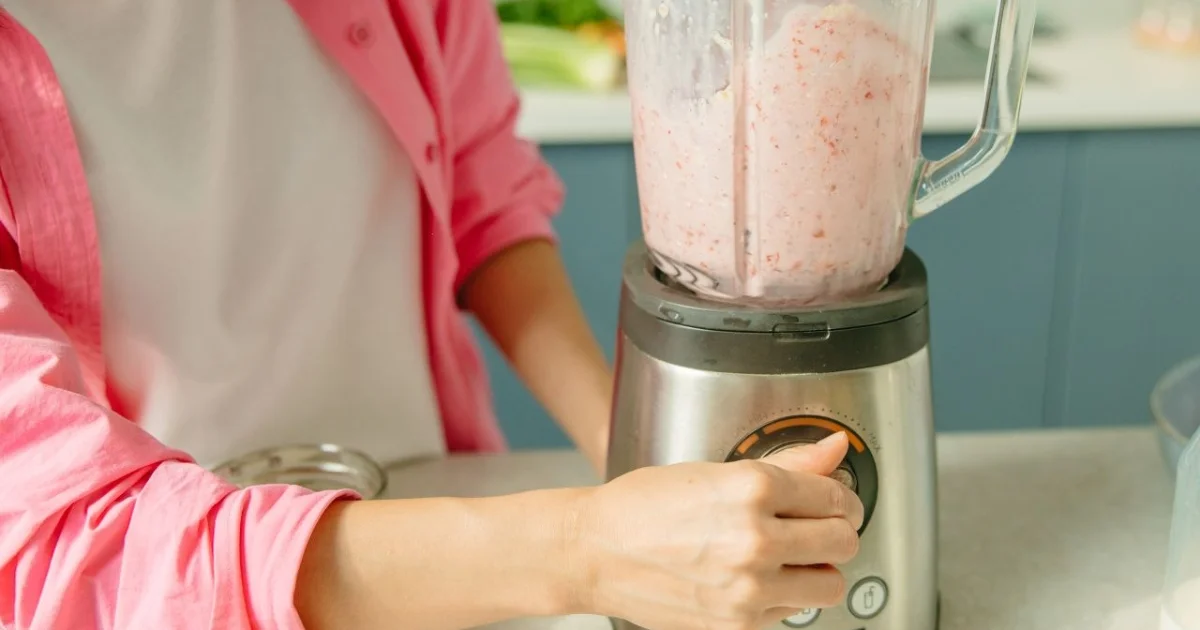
[
  {"x1": 770, "y1": 517, "x2": 860, "y2": 566},
  {"x1": 762, "y1": 432, "x2": 849, "y2": 476},
  {"x1": 770, "y1": 472, "x2": 865, "y2": 529},
  {"x1": 762, "y1": 565, "x2": 847, "y2": 610}
]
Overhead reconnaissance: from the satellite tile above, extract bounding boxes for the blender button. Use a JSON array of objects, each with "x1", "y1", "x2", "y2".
[
  {"x1": 848, "y1": 577, "x2": 888, "y2": 619},
  {"x1": 781, "y1": 608, "x2": 820, "y2": 628}
]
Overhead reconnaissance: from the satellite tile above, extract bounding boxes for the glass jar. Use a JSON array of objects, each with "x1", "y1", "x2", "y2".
[
  {"x1": 625, "y1": 0, "x2": 1038, "y2": 306},
  {"x1": 1156, "y1": 357, "x2": 1200, "y2": 629}
]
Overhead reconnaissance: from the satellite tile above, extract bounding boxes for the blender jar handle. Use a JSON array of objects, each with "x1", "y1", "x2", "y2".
[{"x1": 911, "y1": 0, "x2": 1039, "y2": 219}]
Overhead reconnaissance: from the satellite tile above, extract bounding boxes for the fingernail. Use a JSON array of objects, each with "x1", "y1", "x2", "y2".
[{"x1": 817, "y1": 431, "x2": 848, "y2": 446}]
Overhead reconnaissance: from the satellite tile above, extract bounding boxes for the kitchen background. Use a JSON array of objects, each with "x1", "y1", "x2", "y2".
[{"x1": 479, "y1": 0, "x2": 1200, "y2": 449}]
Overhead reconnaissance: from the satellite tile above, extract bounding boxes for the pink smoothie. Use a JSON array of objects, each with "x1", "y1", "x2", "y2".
[{"x1": 632, "y1": 2, "x2": 928, "y2": 305}]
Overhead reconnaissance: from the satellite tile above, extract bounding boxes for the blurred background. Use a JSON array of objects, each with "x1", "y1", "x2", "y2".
[{"x1": 480, "y1": 0, "x2": 1200, "y2": 450}]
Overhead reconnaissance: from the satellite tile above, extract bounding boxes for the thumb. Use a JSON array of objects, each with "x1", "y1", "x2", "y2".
[{"x1": 762, "y1": 432, "x2": 850, "y2": 476}]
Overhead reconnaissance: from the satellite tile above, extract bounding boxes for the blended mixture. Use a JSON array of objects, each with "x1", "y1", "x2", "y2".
[{"x1": 632, "y1": 2, "x2": 927, "y2": 305}]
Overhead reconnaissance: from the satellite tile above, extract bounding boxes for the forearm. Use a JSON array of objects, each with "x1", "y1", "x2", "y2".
[
  {"x1": 295, "y1": 488, "x2": 590, "y2": 630},
  {"x1": 2, "y1": 270, "x2": 350, "y2": 629},
  {"x1": 463, "y1": 240, "x2": 612, "y2": 471}
]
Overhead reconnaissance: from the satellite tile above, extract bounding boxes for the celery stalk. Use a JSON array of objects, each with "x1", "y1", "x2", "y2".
[{"x1": 500, "y1": 23, "x2": 622, "y2": 92}]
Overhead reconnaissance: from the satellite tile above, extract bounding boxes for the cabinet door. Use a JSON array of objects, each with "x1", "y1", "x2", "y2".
[
  {"x1": 470, "y1": 144, "x2": 638, "y2": 449},
  {"x1": 1047, "y1": 130, "x2": 1200, "y2": 428},
  {"x1": 907, "y1": 133, "x2": 1069, "y2": 431}
]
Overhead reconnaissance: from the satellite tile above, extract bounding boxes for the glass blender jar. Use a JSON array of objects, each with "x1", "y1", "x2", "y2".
[
  {"x1": 1163, "y1": 425, "x2": 1200, "y2": 630},
  {"x1": 625, "y1": 0, "x2": 1038, "y2": 305},
  {"x1": 1157, "y1": 356, "x2": 1200, "y2": 630}
]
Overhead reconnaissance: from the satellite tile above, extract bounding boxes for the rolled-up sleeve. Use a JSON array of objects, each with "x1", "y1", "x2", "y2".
[
  {"x1": 0, "y1": 270, "x2": 358, "y2": 629},
  {"x1": 437, "y1": 2, "x2": 566, "y2": 295}
]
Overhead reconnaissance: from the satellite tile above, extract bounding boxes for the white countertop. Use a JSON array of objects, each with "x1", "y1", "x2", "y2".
[
  {"x1": 515, "y1": 31, "x2": 1200, "y2": 144},
  {"x1": 385, "y1": 426, "x2": 1176, "y2": 630}
]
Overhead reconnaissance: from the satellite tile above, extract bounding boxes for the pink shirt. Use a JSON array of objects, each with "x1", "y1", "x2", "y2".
[{"x1": 0, "y1": 1, "x2": 563, "y2": 628}]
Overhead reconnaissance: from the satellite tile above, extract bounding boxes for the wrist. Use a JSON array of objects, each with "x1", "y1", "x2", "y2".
[
  {"x1": 474, "y1": 487, "x2": 600, "y2": 618},
  {"x1": 574, "y1": 411, "x2": 610, "y2": 477},
  {"x1": 558, "y1": 486, "x2": 600, "y2": 615},
  {"x1": 555, "y1": 374, "x2": 613, "y2": 476}
]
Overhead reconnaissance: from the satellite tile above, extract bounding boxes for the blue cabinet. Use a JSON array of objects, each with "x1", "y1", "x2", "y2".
[
  {"x1": 907, "y1": 133, "x2": 1070, "y2": 431},
  {"x1": 1045, "y1": 130, "x2": 1200, "y2": 428},
  {"x1": 474, "y1": 129, "x2": 1200, "y2": 448}
]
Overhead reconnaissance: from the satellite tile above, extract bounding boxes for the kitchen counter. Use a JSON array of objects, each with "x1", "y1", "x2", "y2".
[
  {"x1": 385, "y1": 426, "x2": 1176, "y2": 630},
  {"x1": 515, "y1": 31, "x2": 1200, "y2": 144}
]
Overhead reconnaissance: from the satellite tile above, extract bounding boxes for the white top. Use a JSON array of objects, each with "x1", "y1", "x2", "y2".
[{"x1": 5, "y1": 0, "x2": 447, "y2": 468}]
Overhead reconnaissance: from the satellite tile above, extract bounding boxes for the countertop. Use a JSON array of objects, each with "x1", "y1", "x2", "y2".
[
  {"x1": 515, "y1": 31, "x2": 1200, "y2": 144},
  {"x1": 385, "y1": 426, "x2": 1176, "y2": 630}
]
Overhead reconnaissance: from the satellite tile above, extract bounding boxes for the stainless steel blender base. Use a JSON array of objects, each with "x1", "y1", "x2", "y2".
[
  {"x1": 605, "y1": 243, "x2": 940, "y2": 630},
  {"x1": 607, "y1": 593, "x2": 942, "y2": 630}
]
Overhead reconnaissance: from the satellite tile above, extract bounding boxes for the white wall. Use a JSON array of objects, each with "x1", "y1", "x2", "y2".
[
  {"x1": 936, "y1": 0, "x2": 1141, "y2": 29},
  {"x1": 497, "y1": 0, "x2": 1144, "y2": 31}
]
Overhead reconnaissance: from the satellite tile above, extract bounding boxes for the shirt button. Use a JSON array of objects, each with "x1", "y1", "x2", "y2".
[
  {"x1": 348, "y1": 21, "x2": 374, "y2": 47},
  {"x1": 424, "y1": 142, "x2": 439, "y2": 163}
]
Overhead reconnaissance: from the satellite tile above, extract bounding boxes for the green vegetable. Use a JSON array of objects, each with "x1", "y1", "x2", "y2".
[
  {"x1": 500, "y1": 23, "x2": 622, "y2": 92},
  {"x1": 496, "y1": 0, "x2": 615, "y2": 28}
]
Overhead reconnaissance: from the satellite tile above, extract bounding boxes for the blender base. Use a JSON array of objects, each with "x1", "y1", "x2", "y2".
[
  {"x1": 605, "y1": 243, "x2": 939, "y2": 630},
  {"x1": 606, "y1": 594, "x2": 940, "y2": 630}
]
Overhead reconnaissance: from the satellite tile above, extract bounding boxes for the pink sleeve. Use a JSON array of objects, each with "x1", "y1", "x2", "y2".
[
  {"x1": 0, "y1": 270, "x2": 358, "y2": 629},
  {"x1": 436, "y1": 2, "x2": 567, "y2": 294}
]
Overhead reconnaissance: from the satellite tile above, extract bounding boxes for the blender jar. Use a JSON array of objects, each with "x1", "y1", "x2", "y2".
[
  {"x1": 625, "y1": 0, "x2": 1038, "y2": 305},
  {"x1": 1164, "y1": 426, "x2": 1200, "y2": 630},
  {"x1": 1159, "y1": 357, "x2": 1200, "y2": 630}
]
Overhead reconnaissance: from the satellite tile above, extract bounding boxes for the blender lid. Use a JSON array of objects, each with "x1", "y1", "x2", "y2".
[{"x1": 622, "y1": 241, "x2": 929, "y2": 334}]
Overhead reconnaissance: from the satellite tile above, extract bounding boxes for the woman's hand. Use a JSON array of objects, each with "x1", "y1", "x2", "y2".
[
  {"x1": 294, "y1": 433, "x2": 860, "y2": 630},
  {"x1": 571, "y1": 432, "x2": 863, "y2": 630}
]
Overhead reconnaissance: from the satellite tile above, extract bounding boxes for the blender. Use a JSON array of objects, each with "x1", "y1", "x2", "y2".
[{"x1": 606, "y1": 1, "x2": 1037, "y2": 629}]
